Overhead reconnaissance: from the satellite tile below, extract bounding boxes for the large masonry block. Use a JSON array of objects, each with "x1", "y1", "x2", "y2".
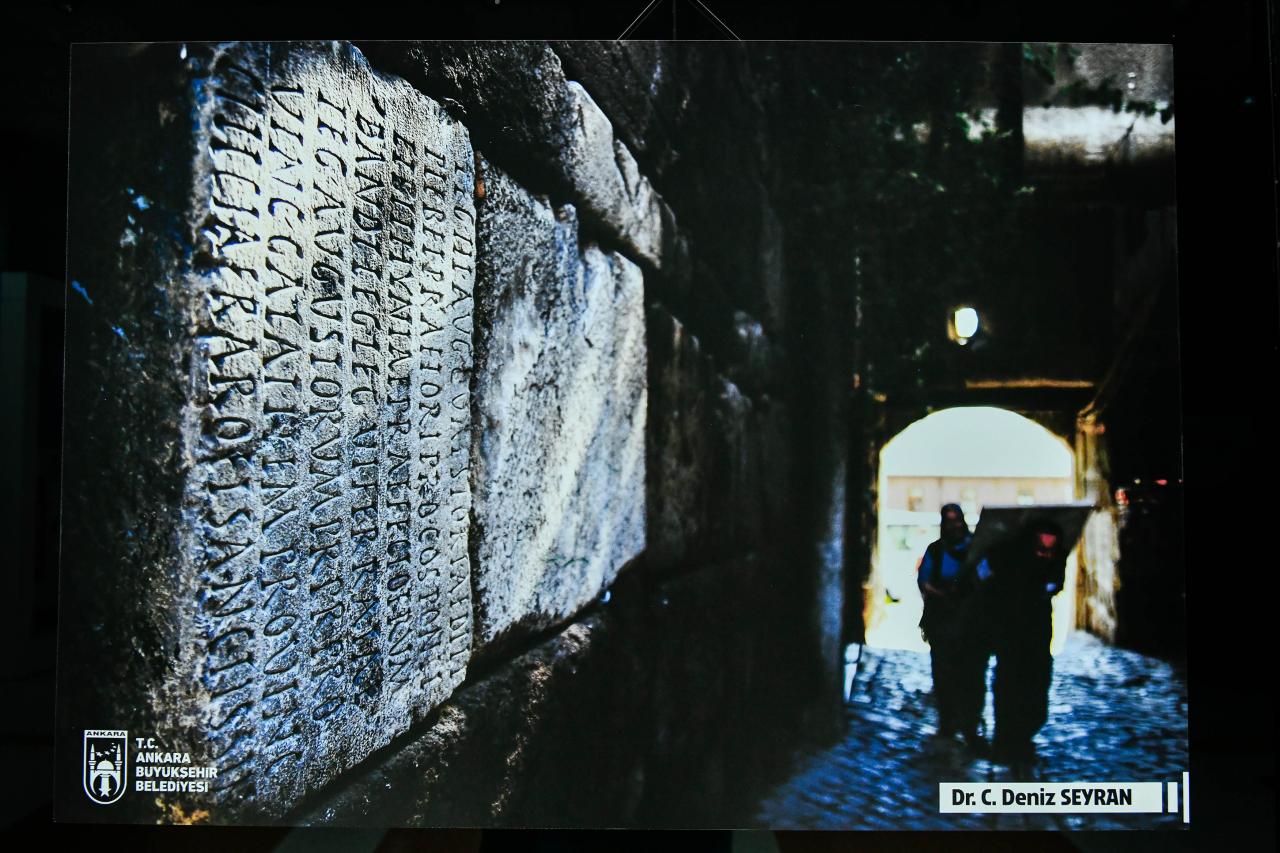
[
  {"x1": 473, "y1": 157, "x2": 646, "y2": 652},
  {"x1": 647, "y1": 306, "x2": 793, "y2": 571},
  {"x1": 551, "y1": 41, "x2": 684, "y2": 176},
  {"x1": 358, "y1": 41, "x2": 576, "y2": 193},
  {"x1": 299, "y1": 612, "x2": 634, "y2": 827},
  {"x1": 57, "y1": 41, "x2": 476, "y2": 820},
  {"x1": 361, "y1": 43, "x2": 681, "y2": 275},
  {"x1": 647, "y1": 307, "x2": 716, "y2": 572},
  {"x1": 558, "y1": 82, "x2": 669, "y2": 270}
]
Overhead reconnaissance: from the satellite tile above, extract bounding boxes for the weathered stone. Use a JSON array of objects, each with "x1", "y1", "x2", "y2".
[
  {"x1": 607, "y1": 45, "x2": 789, "y2": 339},
  {"x1": 726, "y1": 309, "x2": 782, "y2": 395},
  {"x1": 301, "y1": 554, "x2": 816, "y2": 829},
  {"x1": 551, "y1": 41, "x2": 684, "y2": 176},
  {"x1": 360, "y1": 42, "x2": 681, "y2": 276},
  {"x1": 472, "y1": 157, "x2": 646, "y2": 652},
  {"x1": 647, "y1": 303, "x2": 793, "y2": 571},
  {"x1": 647, "y1": 307, "x2": 716, "y2": 572},
  {"x1": 57, "y1": 41, "x2": 476, "y2": 820},
  {"x1": 298, "y1": 611, "x2": 644, "y2": 827},
  {"x1": 559, "y1": 82, "x2": 668, "y2": 270},
  {"x1": 714, "y1": 378, "x2": 765, "y2": 548},
  {"x1": 714, "y1": 378, "x2": 794, "y2": 553},
  {"x1": 657, "y1": 200, "x2": 695, "y2": 301},
  {"x1": 717, "y1": 181, "x2": 788, "y2": 339},
  {"x1": 357, "y1": 41, "x2": 576, "y2": 193}
]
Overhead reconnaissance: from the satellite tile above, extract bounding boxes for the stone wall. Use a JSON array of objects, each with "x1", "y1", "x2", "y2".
[
  {"x1": 57, "y1": 40, "x2": 851, "y2": 826},
  {"x1": 1075, "y1": 420, "x2": 1120, "y2": 641},
  {"x1": 1074, "y1": 207, "x2": 1181, "y2": 656}
]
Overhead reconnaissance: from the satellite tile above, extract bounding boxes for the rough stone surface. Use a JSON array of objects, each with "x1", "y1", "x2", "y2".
[
  {"x1": 726, "y1": 308, "x2": 785, "y2": 396},
  {"x1": 472, "y1": 156, "x2": 646, "y2": 652},
  {"x1": 558, "y1": 82, "x2": 670, "y2": 271},
  {"x1": 296, "y1": 611, "x2": 643, "y2": 828},
  {"x1": 58, "y1": 41, "x2": 476, "y2": 820},
  {"x1": 609, "y1": 45, "x2": 787, "y2": 343},
  {"x1": 1077, "y1": 426, "x2": 1119, "y2": 641},
  {"x1": 647, "y1": 302, "x2": 793, "y2": 572},
  {"x1": 359, "y1": 42, "x2": 683, "y2": 277},
  {"x1": 714, "y1": 378, "x2": 795, "y2": 552},
  {"x1": 646, "y1": 308, "x2": 716, "y2": 572},
  {"x1": 550, "y1": 41, "x2": 684, "y2": 178},
  {"x1": 357, "y1": 41, "x2": 575, "y2": 193},
  {"x1": 302, "y1": 553, "x2": 831, "y2": 828}
]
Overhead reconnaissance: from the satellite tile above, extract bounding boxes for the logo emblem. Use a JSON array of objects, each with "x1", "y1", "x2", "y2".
[{"x1": 83, "y1": 729, "x2": 128, "y2": 804}]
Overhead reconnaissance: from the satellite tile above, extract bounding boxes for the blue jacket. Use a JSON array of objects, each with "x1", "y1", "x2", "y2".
[{"x1": 918, "y1": 535, "x2": 992, "y2": 593}]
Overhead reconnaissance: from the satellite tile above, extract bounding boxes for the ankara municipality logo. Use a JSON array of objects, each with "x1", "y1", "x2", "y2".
[{"x1": 83, "y1": 730, "x2": 127, "y2": 804}]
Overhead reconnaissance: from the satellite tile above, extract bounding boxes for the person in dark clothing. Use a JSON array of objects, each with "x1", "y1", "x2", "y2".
[
  {"x1": 917, "y1": 504, "x2": 991, "y2": 750},
  {"x1": 985, "y1": 517, "x2": 1067, "y2": 769}
]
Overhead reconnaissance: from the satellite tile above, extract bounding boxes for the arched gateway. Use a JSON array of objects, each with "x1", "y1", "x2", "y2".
[{"x1": 869, "y1": 406, "x2": 1078, "y2": 654}]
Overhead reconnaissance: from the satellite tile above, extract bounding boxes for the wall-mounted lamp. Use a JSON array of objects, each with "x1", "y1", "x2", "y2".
[{"x1": 950, "y1": 306, "x2": 980, "y2": 345}]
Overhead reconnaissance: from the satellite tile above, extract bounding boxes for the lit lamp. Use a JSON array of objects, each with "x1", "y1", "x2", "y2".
[{"x1": 951, "y1": 306, "x2": 979, "y2": 345}]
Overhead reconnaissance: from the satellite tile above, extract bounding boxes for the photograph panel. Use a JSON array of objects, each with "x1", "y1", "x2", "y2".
[{"x1": 48, "y1": 38, "x2": 1187, "y2": 830}]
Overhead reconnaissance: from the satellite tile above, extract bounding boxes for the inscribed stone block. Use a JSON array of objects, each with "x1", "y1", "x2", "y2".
[{"x1": 57, "y1": 41, "x2": 476, "y2": 819}]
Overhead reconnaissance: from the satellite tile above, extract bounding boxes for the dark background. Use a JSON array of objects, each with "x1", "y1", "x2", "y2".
[{"x1": 1, "y1": 1, "x2": 1274, "y2": 849}]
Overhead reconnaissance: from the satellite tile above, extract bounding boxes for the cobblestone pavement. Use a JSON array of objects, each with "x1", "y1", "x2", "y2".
[{"x1": 755, "y1": 631, "x2": 1189, "y2": 830}]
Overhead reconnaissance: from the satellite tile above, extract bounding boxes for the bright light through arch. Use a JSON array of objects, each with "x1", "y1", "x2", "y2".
[
  {"x1": 882, "y1": 407, "x2": 1072, "y2": 478},
  {"x1": 870, "y1": 407, "x2": 1077, "y2": 655}
]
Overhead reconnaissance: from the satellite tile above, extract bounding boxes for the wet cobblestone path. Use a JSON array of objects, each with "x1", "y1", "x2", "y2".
[{"x1": 754, "y1": 631, "x2": 1189, "y2": 830}]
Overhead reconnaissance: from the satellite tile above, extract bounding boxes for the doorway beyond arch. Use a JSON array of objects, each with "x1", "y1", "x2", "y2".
[{"x1": 867, "y1": 406, "x2": 1078, "y2": 654}]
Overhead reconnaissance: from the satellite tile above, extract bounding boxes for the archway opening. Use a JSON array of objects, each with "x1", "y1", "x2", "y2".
[{"x1": 867, "y1": 406, "x2": 1077, "y2": 654}]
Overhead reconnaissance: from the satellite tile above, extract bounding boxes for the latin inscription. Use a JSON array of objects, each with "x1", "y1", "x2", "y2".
[{"x1": 182, "y1": 43, "x2": 475, "y2": 806}]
